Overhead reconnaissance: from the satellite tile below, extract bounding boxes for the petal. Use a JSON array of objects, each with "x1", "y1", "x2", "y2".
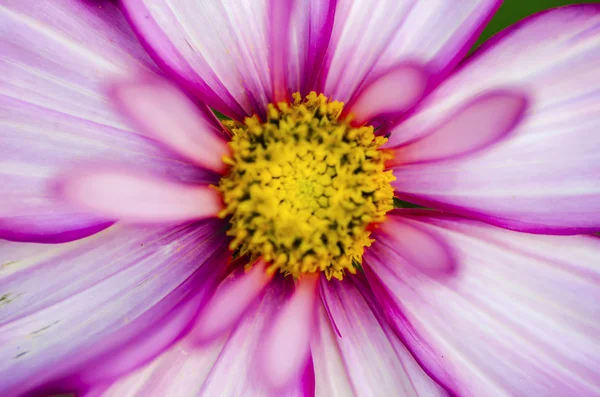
[
  {"x1": 390, "y1": 5, "x2": 600, "y2": 233},
  {"x1": 0, "y1": 220, "x2": 229, "y2": 396},
  {"x1": 310, "y1": 303, "x2": 354, "y2": 397},
  {"x1": 319, "y1": 276, "x2": 449, "y2": 397},
  {"x1": 62, "y1": 169, "x2": 222, "y2": 223},
  {"x1": 111, "y1": 74, "x2": 230, "y2": 174},
  {"x1": 346, "y1": 64, "x2": 429, "y2": 126},
  {"x1": 96, "y1": 280, "x2": 314, "y2": 397},
  {"x1": 388, "y1": 90, "x2": 528, "y2": 164},
  {"x1": 121, "y1": 0, "x2": 272, "y2": 120},
  {"x1": 260, "y1": 274, "x2": 319, "y2": 391},
  {"x1": 377, "y1": 212, "x2": 456, "y2": 276},
  {"x1": 191, "y1": 259, "x2": 273, "y2": 343},
  {"x1": 371, "y1": 0, "x2": 500, "y2": 83},
  {"x1": 367, "y1": 210, "x2": 600, "y2": 397},
  {"x1": 310, "y1": 302, "x2": 354, "y2": 397},
  {"x1": 321, "y1": 0, "x2": 500, "y2": 104},
  {"x1": 0, "y1": 0, "x2": 215, "y2": 243},
  {"x1": 268, "y1": 0, "x2": 336, "y2": 100}
]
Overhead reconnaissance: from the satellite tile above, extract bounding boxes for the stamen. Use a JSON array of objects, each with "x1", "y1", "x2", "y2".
[{"x1": 217, "y1": 92, "x2": 395, "y2": 279}]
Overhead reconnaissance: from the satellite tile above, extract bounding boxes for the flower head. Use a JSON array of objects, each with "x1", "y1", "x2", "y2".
[
  {"x1": 1, "y1": 1, "x2": 599, "y2": 397},
  {"x1": 219, "y1": 92, "x2": 395, "y2": 279}
]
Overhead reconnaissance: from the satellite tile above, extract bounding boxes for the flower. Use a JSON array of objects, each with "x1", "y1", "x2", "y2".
[{"x1": 1, "y1": 0, "x2": 599, "y2": 396}]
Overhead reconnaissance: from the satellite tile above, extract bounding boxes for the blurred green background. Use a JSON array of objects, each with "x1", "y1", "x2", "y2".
[{"x1": 475, "y1": 0, "x2": 592, "y2": 47}]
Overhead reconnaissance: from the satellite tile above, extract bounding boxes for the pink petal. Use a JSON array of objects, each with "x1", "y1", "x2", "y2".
[
  {"x1": 371, "y1": 1, "x2": 501, "y2": 86},
  {"x1": 377, "y1": 212, "x2": 456, "y2": 276},
  {"x1": 111, "y1": 75, "x2": 230, "y2": 174},
  {"x1": 0, "y1": 220, "x2": 229, "y2": 396},
  {"x1": 62, "y1": 170, "x2": 222, "y2": 223},
  {"x1": 318, "y1": 276, "x2": 448, "y2": 396},
  {"x1": 260, "y1": 274, "x2": 319, "y2": 391},
  {"x1": 320, "y1": 0, "x2": 500, "y2": 104},
  {"x1": 310, "y1": 303, "x2": 354, "y2": 396},
  {"x1": 97, "y1": 280, "x2": 313, "y2": 397},
  {"x1": 390, "y1": 6, "x2": 600, "y2": 234},
  {"x1": 388, "y1": 90, "x2": 527, "y2": 164},
  {"x1": 366, "y1": 210, "x2": 600, "y2": 397},
  {"x1": 346, "y1": 64, "x2": 429, "y2": 126},
  {"x1": 0, "y1": 0, "x2": 216, "y2": 243},
  {"x1": 120, "y1": 0, "x2": 273, "y2": 119},
  {"x1": 191, "y1": 259, "x2": 273, "y2": 343},
  {"x1": 268, "y1": 0, "x2": 336, "y2": 99}
]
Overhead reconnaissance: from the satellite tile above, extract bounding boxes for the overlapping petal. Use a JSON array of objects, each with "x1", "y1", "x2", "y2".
[
  {"x1": 389, "y1": 5, "x2": 600, "y2": 233},
  {"x1": 321, "y1": 0, "x2": 500, "y2": 109},
  {"x1": 120, "y1": 0, "x2": 273, "y2": 120},
  {"x1": 319, "y1": 276, "x2": 448, "y2": 397},
  {"x1": 268, "y1": 0, "x2": 336, "y2": 101},
  {"x1": 310, "y1": 304, "x2": 354, "y2": 397},
  {"x1": 110, "y1": 74, "x2": 230, "y2": 174},
  {"x1": 95, "y1": 280, "x2": 313, "y2": 397},
  {"x1": 0, "y1": 0, "x2": 215, "y2": 243},
  {"x1": 122, "y1": 0, "x2": 500, "y2": 122},
  {"x1": 367, "y1": 210, "x2": 600, "y2": 397},
  {"x1": 62, "y1": 169, "x2": 222, "y2": 223},
  {"x1": 0, "y1": 220, "x2": 228, "y2": 396}
]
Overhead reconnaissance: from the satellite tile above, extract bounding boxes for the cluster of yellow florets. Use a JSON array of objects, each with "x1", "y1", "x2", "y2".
[{"x1": 217, "y1": 92, "x2": 395, "y2": 280}]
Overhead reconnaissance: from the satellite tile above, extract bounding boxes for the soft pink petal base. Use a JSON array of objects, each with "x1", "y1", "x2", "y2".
[
  {"x1": 111, "y1": 74, "x2": 230, "y2": 174},
  {"x1": 388, "y1": 90, "x2": 528, "y2": 164},
  {"x1": 62, "y1": 170, "x2": 222, "y2": 223},
  {"x1": 346, "y1": 64, "x2": 429, "y2": 126},
  {"x1": 191, "y1": 259, "x2": 272, "y2": 343},
  {"x1": 260, "y1": 274, "x2": 319, "y2": 391}
]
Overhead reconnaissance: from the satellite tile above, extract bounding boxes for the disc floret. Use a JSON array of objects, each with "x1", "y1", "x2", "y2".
[{"x1": 217, "y1": 92, "x2": 395, "y2": 280}]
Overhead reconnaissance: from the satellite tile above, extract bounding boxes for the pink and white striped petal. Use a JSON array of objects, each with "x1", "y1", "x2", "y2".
[
  {"x1": 111, "y1": 75, "x2": 229, "y2": 174},
  {"x1": 192, "y1": 259, "x2": 273, "y2": 343},
  {"x1": 260, "y1": 274, "x2": 319, "y2": 391},
  {"x1": 346, "y1": 64, "x2": 429, "y2": 126},
  {"x1": 120, "y1": 0, "x2": 273, "y2": 120},
  {"x1": 96, "y1": 280, "x2": 313, "y2": 397},
  {"x1": 0, "y1": 220, "x2": 229, "y2": 396},
  {"x1": 321, "y1": 0, "x2": 501, "y2": 104},
  {"x1": 388, "y1": 90, "x2": 527, "y2": 165},
  {"x1": 268, "y1": 0, "x2": 336, "y2": 100},
  {"x1": 0, "y1": 0, "x2": 215, "y2": 243},
  {"x1": 62, "y1": 170, "x2": 222, "y2": 223},
  {"x1": 367, "y1": 210, "x2": 600, "y2": 397},
  {"x1": 370, "y1": 1, "x2": 501, "y2": 86},
  {"x1": 390, "y1": 6, "x2": 600, "y2": 233},
  {"x1": 319, "y1": 276, "x2": 449, "y2": 396}
]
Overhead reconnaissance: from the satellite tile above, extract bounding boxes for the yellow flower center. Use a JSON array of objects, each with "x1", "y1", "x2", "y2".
[{"x1": 217, "y1": 92, "x2": 395, "y2": 280}]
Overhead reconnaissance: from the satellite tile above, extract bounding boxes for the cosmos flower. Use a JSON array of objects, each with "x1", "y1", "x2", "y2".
[{"x1": 1, "y1": 0, "x2": 599, "y2": 396}]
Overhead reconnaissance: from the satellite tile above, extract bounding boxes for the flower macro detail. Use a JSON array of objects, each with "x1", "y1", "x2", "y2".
[
  {"x1": 218, "y1": 92, "x2": 395, "y2": 280},
  {"x1": 1, "y1": 1, "x2": 600, "y2": 396}
]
